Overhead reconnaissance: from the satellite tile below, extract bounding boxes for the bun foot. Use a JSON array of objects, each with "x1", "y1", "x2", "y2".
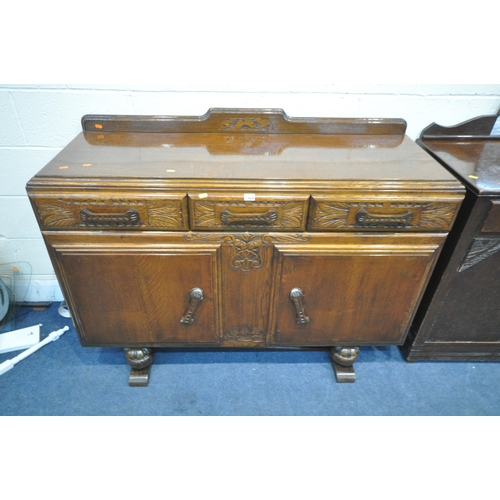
[
  {"x1": 330, "y1": 347, "x2": 360, "y2": 383},
  {"x1": 125, "y1": 348, "x2": 154, "y2": 386}
]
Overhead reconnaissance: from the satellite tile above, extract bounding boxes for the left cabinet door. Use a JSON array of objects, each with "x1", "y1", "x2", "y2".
[{"x1": 44, "y1": 233, "x2": 221, "y2": 347}]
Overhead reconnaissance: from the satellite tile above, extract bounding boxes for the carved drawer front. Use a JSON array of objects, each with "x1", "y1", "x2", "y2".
[
  {"x1": 31, "y1": 193, "x2": 189, "y2": 231},
  {"x1": 308, "y1": 196, "x2": 461, "y2": 232},
  {"x1": 188, "y1": 192, "x2": 310, "y2": 231}
]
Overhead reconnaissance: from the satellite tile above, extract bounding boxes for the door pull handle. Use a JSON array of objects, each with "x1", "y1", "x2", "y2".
[
  {"x1": 180, "y1": 288, "x2": 204, "y2": 325},
  {"x1": 290, "y1": 288, "x2": 310, "y2": 325}
]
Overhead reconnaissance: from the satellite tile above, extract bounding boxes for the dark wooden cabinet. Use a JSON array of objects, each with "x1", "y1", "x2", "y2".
[
  {"x1": 26, "y1": 109, "x2": 464, "y2": 384},
  {"x1": 402, "y1": 110, "x2": 500, "y2": 361}
]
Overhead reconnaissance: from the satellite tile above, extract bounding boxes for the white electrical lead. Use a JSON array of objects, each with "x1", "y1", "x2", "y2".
[{"x1": 0, "y1": 326, "x2": 70, "y2": 376}]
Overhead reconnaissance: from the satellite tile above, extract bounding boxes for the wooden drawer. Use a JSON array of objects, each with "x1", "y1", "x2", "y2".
[
  {"x1": 188, "y1": 192, "x2": 310, "y2": 231},
  {"x1": 308, "y1": 195, "x2": 461, "y2": 232},
  {"x1": 30, "y1": 193, "x2": 189, "y2": 231}
]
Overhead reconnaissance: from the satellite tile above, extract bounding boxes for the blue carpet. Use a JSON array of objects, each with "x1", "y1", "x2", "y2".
[{"x1": 1, "y1": 304, "x2": 499, "y2": 416}]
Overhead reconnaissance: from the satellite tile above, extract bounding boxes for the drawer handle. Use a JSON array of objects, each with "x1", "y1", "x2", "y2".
[
  {"x1": 180, "y1": 288, "x2": 204, "y2": 325},
  {"x1": 355, "y1": 209, "x2": 414, "y2": 228},
  {"x1": 80, "y1": 208, "x2": 141, "y2": 227},
  {"x1": 220, "y1": 209, "x2": 278, "y2": 226},
  {"x1": 290, "y1": 288, "x2": 310, "y2": 325}
]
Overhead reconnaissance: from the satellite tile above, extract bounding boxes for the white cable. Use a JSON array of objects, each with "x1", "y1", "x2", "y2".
[{"x1": 0, "y1": 326, "x2": 69, "y2": 376}]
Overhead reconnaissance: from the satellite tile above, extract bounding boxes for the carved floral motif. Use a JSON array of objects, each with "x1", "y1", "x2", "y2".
[
  {"x1": 218, "y1": 117, "x2": 273, "y2": 132},
  {"x1": 146, "y1": 200, "x2": 184, "y2": 228},
  {"x1": 311, "y1": 202, "x2": 350, "y2": 229},
  {"x1": 193, "y1": 201, "x2": 217, "y2": 228},
  {"x1": 419, "y1": 203, "x2": 457, "y2": 229},
  {"x1": 36, "y1": 199, "x2": 75, "y2": 227},
  {"x1": 227, "y1": 233, "x2": 268, "y2": 273},
  {"x1": 185, "y1": 232, "x2": 310, "y2": 275},
  {"x1": 280, "y1": 202, "x2": 306, "y2": 228},
  {"x1": 224, "y1": 325, "x2": 266, "y2": 343}
]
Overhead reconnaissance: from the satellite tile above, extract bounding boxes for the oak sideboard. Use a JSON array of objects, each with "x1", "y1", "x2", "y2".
[{"x1": 26, "y1": 109, "x2": 465, "y2": 385}]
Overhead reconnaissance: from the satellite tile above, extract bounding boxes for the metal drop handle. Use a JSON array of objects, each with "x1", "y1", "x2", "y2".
[
  {"x1": 180, "y1": 288, "x2": 204, "y2": 325},
  {"x1": 290, "y1": 288, "x2": 310, "y2": 325}
]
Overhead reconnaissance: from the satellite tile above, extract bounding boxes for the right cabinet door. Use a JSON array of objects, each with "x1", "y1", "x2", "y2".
[{"x1": 272, "y1": 234, "x2": 445, "y2": 346}]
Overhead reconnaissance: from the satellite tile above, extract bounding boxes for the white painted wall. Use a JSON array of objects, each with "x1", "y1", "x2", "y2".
[{"x1": 1, "y1": 84, "x2": 500, "y2": 301}]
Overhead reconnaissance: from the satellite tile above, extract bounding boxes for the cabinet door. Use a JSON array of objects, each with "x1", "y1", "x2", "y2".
[
  {"x1": 46, "y1": 233, "x2": 220, "y2": 346},
  {"x1": 272, "y1": 234, "x2": 445, "y2": 346}
]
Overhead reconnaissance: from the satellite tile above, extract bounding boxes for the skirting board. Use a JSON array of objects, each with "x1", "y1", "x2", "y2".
[{"x1": 15, "y1": 278, "x2": 63, "y2": 303}]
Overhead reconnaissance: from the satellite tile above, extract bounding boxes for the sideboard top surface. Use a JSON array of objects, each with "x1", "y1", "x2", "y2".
[
  {"x1": 27, "y1": 109, "x2": 462, "y2": 190},
  {"x1": 419, "y1": 110, "x2": 500, "y2": 195},
  {"x1": 419, "y1": 140, "x2": 500, "y2": 195}
]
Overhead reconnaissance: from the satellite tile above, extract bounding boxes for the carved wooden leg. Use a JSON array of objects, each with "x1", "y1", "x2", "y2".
[
  {"x1": 124, "y1": 348, "x2": 154, "y2": 387},
  {"x1": 330, "y1": 346, "x2": 360, "y2": 383}
]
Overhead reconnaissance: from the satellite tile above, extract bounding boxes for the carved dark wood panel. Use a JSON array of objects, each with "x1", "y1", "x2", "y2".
[
  {"x1": 458, "y1": 238, "x2": 500, "y2": 272},
  {"x1": 404, "y1": 109, "x2": 500, "y2": 361}
]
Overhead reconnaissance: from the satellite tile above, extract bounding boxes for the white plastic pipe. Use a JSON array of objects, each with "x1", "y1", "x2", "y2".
[{"x1": 0, "y1": 326, "x2": 69, "y2": 376}]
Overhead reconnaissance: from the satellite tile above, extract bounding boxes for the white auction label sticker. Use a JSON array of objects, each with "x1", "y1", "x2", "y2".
[{"x1": 244, "y1": 193, "x2": 256, "y2": 201}]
